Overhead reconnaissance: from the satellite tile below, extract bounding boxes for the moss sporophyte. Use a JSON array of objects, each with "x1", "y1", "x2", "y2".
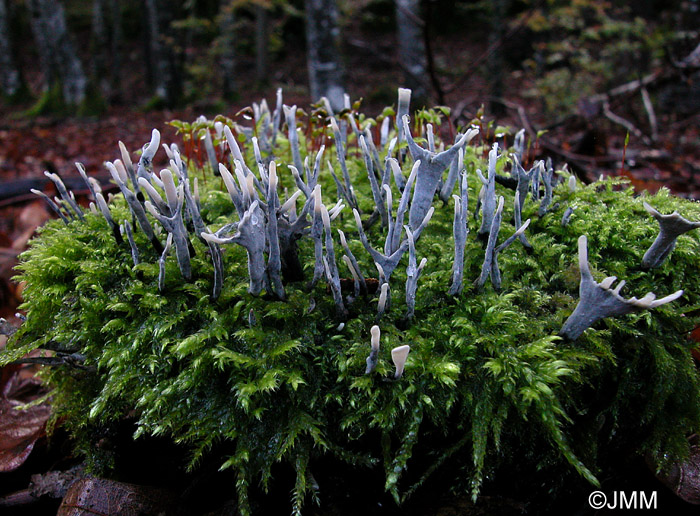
[{"x1": 4, "y1": 88, "x2": 700, "y2": 514}]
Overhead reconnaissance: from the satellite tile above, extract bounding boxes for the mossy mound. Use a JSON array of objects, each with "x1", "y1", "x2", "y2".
[{"x1": 4, "y1": 98, "x2": 700, "y2": 514}]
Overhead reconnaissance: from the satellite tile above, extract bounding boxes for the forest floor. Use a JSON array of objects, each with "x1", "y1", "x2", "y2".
[{"x1": 0, "y1": 25, "x2": 699, "y2": 515}]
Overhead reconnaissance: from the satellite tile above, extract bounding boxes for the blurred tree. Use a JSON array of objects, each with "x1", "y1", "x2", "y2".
[
  {"x1": 145, "y1": 0, "x2": 183, "y2": 107},
  {"x1": 219, "y1": 0, "x2": 237, "y2": 98},
  {"x1": 27, "y1": 0, "x2": 87, "y2": 107},
  {"x1": 395, "y1": 0, "x2": 428, "y2": 103},
  {"x1": 0, "y1": 0, "x2": 25, "y2": 100},
  {"x1": 304, "y1": 0, "x2": 345, "y2": 111},
  {"x1": 255, "y1": 2, "x2": 269, "y2": 84},
  {"x1": 91, "y1": 0, "x2": 123, "y2": 102}
]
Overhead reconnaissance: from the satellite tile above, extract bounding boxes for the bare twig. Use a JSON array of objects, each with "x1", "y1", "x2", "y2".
[
  {"x1": 640, "y1": 86, "x2": 658, "y2": 142},
  {"x1": 602, "y1": 101, "x2": 651, "y2": 145}
]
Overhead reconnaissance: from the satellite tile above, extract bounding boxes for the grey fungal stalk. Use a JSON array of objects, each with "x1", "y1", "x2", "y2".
[
  {"x1": 44, "y1": 171, "x2": 84, "y2": 220},
  {"x1": 386, "y1": 159, "x2": 419, "y2": 254},
  {"x1": 338, "y1": 230, "x2": 367, "y2": 295},
  {"x1": 439, "y1": 143, "x2": 464, "y2": 204},
  {"x1": 120, "y1": 221, "x2": 139, "y2": 266},
  {"x1": 404, "y1": 226, "x2": 427, "y2": 320},
  {"x1": 538, "y1": 158, "x2": 555, "y2": 217},
  {"x1": 641, "y1": 202, "x2": 700, "y2": 269},
  {"x1": 477, "y1": 144, "x2": 498, "y2": 239},
  {"x1": 170, "y1": 150, "x2": 224, "y2": 300},
  {"x1": 158, "y1": 233, "x2": 174, "y2": 292},
  {"x1": 476, "y1": 196, "x2": 531, "y2": 291},
  {"x1": 360, "y1": 134, "x2": 388, "y2": 227},
  {"x1": 514, "y1": 191, "x2": 532, "y2": 251},
  {"x1": 328, "y1": 117, "x2": 359, "y2": 211},
  {"x1": 265, "y1": 162, "x2": 286, "y2": 300},
  {"x1": 365, "y1": 325, "x2": 380, "y2": 374},
  {"x1": 203, "y1": 200, "x2": 268, "y2": 296},
  {"x1": 320, "y1": 203, "x2": 347, "y2": 319},
  {"x1": 561, "y1": 206, "x2": 575, "y2": 227},
  {"x1": 31, "y1": 189, "x2": 69, "y2": 224},
  {"x1": 353, "y1": 201, "x2": 433, "y2": 288},
  {"x1": 402, "y1": 115, "x2": 479, "y2": 230},
  {"x1": 512, "y1": 156, "x2": 538, "y2": 222},
  {"x1": 283, "y1": 104, "x2": 304, "y2": 174},
  {"x1": 559, "y1": 235, "x2": 683, "y2": 341},
  {"x1": 513, "y1": 128, "x2": 526, "y2": 164},
  {"x1": 396, "y1": 88, "x2": 411, "y2": 159},
  {"x1": 106, "y1": 161, "x2": 163, "y2": 253},
  {"x1": 448, "y1": 170, "x2": 469, "y2": 296},
  {"x1": 94, "y1": 192, "x2": 123, "y2": 245},
  {"x1": 144, "y1": 171, "x2": 192, "y2": 281}
]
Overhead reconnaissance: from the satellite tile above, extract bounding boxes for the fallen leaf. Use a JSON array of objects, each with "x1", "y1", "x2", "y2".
[
  {"x1": 0, "y1": 362, "x2": 51, "y2": 472},
  {"x1": 57, "y1": 478, "x2": 180, "y2": 516}
]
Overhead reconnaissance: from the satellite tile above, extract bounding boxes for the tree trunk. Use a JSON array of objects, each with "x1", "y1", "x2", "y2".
[
  {"x1": 0, "y1": 0, "x2": 22, "y2": 98},
  {"x1": 487, "y1": 0, "x2": 506, "y2": 116},
  {"x1": 395, "y1": 0, "x2": 428, "y2": 103},
  {"x1": 27, "y1": 0, "x2": 87, "y2": 106},
  {"x1": 109, "y1": 0, "x2": 123, "y2": 102},
  {"x1": 304, "y1": 0, "x2": 345, "y2": 112},
  {"x1": 255, "y1": 4, "x2": 268, "y2": 84},
  {"x1": 144, "y1": 0, "x2": 181, "y2": 107},
  {"x1": 219, "y1": 0, "x2": 236, "y2": 98},
  {"x1": 91, "y1": 0, "x2": 109, "y2": 97}
]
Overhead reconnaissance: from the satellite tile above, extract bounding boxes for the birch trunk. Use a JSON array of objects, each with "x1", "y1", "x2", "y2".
[
  {"x1": 395, "y1": 0, "x2": 428, "y2": 102},
  {"x1": 304, "y1": 0, "x2": 345, "y2": 112},
  {"x1": 27, "y1": 0, "x2": 87, "y2": 106}
]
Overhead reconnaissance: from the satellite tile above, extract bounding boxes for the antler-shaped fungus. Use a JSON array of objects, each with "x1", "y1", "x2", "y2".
[
  {"x1": 641, "y1": 202, "x2": 700, "y2": 269},
  {"x1": 559, "y1": 235, "x2": 683, "y2": 341},
  {"x1": 401, "y1": 115, "x2": 478, "y2": 229}
]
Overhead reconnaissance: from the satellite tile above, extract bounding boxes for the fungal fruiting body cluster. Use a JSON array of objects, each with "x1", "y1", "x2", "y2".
[{"x1": 6, "y1": 88, "x2": 700, "y2": 514}]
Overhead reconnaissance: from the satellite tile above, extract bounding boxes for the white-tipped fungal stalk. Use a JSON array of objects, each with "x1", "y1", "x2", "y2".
[
  {"x1": 559, "y1": 235, "x2": 684, "y2": 340},
  {"x1": 391, "y1": 344, "x2": 410, "y2": 380},
  {"x1": 136, "y1": 128, "x2": 160, "y2": 182},
  {"x1": 31, "y1": 188, "x2": 69, "y2": 224},
  {"x1": 44, "y1": 171, "x2": 84, "y2": 220},
  {"x1": 377, "y1": 282, "x2": 390, "y2": 321},
  {"x1": 365, "y1": 325, "x2": 381, "y2": 374},
  {"x1": 106, "y1": 161, "x2": 163, "y2": 253}
]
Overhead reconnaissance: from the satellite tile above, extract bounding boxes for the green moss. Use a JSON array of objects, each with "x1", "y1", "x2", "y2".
[{"x1": 4, "y1": 105, "x2": 700, "y2": 514}]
